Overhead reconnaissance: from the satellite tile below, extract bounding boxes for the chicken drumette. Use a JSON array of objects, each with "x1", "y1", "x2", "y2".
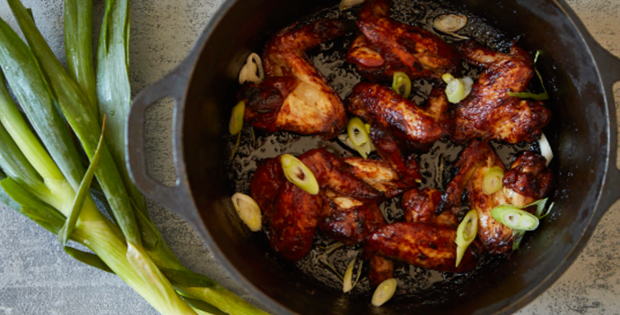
[
  {"x1": 346, "y1": 0, "x2": 460, "y2": 81},
  {"x1": 452, "y1": 41, "x2": 552, "y2": 143},
  {"x1": 442, "y1": 141, "x2": 553, "y2": 254},
  {"x1": 239, "y1": 19, "x2": 351, "y2": 137}
]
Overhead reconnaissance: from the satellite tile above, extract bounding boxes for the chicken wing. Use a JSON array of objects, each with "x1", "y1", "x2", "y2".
[
  {"x1": 239, "y1": 19, "x2": 351, "y2": 137},
  {"x1": 365, "y1": 222, "x2": 478, "y2": 272},
  {"x1": 451, "y1": 41, "x2": 552, "y2": 143},
  {"x1": 442, "y1": 141, "x2": 553, "y2": 254},
  {"x1": 347, "y1": 0, "x2": 460, "y2": 81},
  {"x1": 347, "y1": 83, "x2": 451, "y2": 149}
]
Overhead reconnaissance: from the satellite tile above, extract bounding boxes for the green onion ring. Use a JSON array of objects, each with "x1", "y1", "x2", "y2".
[
  {"x1": 281, "y1": 154, "x2": 320, "y2": 195},
  {"x1": 491, "y1": 205, "x2": 540, "y2": 231},
  {"x1": 482, "y1": 166, "x2": 505, "y2": 195},
  {"x1": 347, "y1": 117, "x2": 372, "y2": 159},
  {"x1": 229, "y1": 101, "x2": 245, "y2": 135},
  {"x1": 455, "y1": 209, "x2": 478, "y2": 267},
  {"x1": 372, "y1": 278, "x2": 397, "y2": 307},
  {"x1": 391, "y1": 72, "x2": 412, "y2": 98}
]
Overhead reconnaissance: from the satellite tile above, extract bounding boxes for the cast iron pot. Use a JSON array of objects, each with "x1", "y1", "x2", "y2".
[{"x1": 126, "y1": 0, "x2": 620, "y2": 314}]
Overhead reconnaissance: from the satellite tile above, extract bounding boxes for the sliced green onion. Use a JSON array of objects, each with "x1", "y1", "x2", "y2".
[
  {"x1": 318, "y1": 242, "x2": 345, "y2": 279},
  {"x1": 372, "y1": 278, "x2": 397, "y2": 307},
  {"x1": 337, "y1": 133, "x2": 375, "y2": 157},
  {"x1": 230, "y1": 193, "x2": 262, "y2": 232},
  {"x1": 250, "y1": 127, "x2": 257, "y2": 147},
  {"x1": 482, "y1": 166, "x2": 505, "y2": 195},
  {"x1": 538, "y1": 133, "x2": 553, "y2": 166},
  {"x1": 238, "y1": 53, "x2": 264, "y2": 84},
  {"x1": 512, "y1": 230, "x2": 526, "y2": 250},
  {"x1": 281, "y1": 154, "x2": 320, "y2": 195},
  {"x1": 491, "y1": 205, "x2": 540, "y2": 231},
  {"x1": 229, "y1": 101, "x2": 245, "y2": 135},
  {"x1": 391, "y1": 72, "x2": 411, "y2": 98},
  {"x1": 442, "y1": 73, "x2": 473, "y2": 104},
  {"x1": 455, "y1": 209, "x2": 478, "y2": 267},
  {"x1": 508, "y1": 51, "x2": 549, "y2": 100},
  {"x1": 347, "y1": 117, "x2": 372, "y2": 159},
  {"x1": 342, "y1": 257, "x2": 362, "y2": 293}
]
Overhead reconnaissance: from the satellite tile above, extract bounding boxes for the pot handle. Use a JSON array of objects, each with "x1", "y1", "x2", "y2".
[
  {"x1": 126, "y1": 67, "x2": 197, "y2": 221},
  {"x1": 594, "y1": 44, "x2": 620, "y2": 216}
]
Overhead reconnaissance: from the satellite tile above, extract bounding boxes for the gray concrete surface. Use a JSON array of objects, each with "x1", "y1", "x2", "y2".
[{"x1": 0, "y1": 0, "x2": 619, "y2": 314}]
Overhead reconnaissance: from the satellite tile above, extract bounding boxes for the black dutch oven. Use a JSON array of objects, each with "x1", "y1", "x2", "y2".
[{"x1": 126, "y1": 0, "x2": 620, "y2": 314}]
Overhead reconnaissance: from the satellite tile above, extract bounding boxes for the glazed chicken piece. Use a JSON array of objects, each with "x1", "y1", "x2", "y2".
[
  {"x1": 343, "y1": 157, "x2": 417, "y2": 198},
  {"x1": 346, "y1": 34, "x2": 405, "y2": 81},
  {"x1": 300, "y1": 148, "x2": 382, "y2": 201},
  {"x1": 402, "y1": 188, "x2": 458, "y2": 228},
  {"x1": 503, "y1": 151, "x2": 554, "y2": 206},
  {"x1": 347, "y1": 83, "x2": 452, "y2": 149},
  {"x1": 270, "y1": 180, "x2": 323, "y2": 261},
  {"x1": 320, "y1": 190, "x2": 385, "y2": 245},
  {"x1": 365, "y1": 222, "x2": 478, "y2": 272},
  {"x1": 442, "y1": 141, "x2": 553, "y2": 254},
  {"x1": 239, "y1": 19, "x2": 350, "y2": 137},
  {"x1": 451, "y1": 41, "x2": 552, "y2": 143},
  {"x1": 346, "y1": 0, "x2": 460, "y2": 81},
  {"x1": 368, "y1": 126, "x2": 423, "y2": 186},
  {"x1": 250, "y1": 157, "x2": 284, "y2": 224}
]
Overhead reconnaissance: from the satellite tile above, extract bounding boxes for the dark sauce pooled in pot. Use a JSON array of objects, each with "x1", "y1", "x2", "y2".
[{"x1": 227, "y1": 0, "x2": 537, "y2": 300}]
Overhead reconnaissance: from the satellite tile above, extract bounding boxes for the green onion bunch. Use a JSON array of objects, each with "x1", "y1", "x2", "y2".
[{"x1": 0, "y1": 0, "x2": 267, "y2": 314}]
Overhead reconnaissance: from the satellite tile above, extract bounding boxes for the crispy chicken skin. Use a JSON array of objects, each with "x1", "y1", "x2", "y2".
[
  {"x1": 250, "y1": 157, "x2": 284, "y2": 224},
  {"x1": 369, "y1": 126, "x2": 422, "y2": 184},
  {"x1": 442, "y1": 141, "x2": 553, "y2": 254},
  {"x1": 452, "y1": 41, "x2": 552, "y2": 143},
  {"x1": 239, "y1": 19, "x2": 350, "y2": 137},
  {"x1": 347, "y1": 83, "x2": 451, "y2": 148},
  {"x1": 503, "y1": 151, "x2": 553, "y2": 205},
  {"x1": 402, "y1": 188, "x2": 458, "y2": 228},
  {"x1": 348, "y1": 0, "x2": 461, "y2": 81},
  {"x1": 320, "y1": 191, "x2": 386, "y2": 245},
  {"x1": 270, "y1": 181, "x2": 323, "y2": 261},
  {"x1": 366, "y1": 222, "x2": 478, "y2": 272},
  {"x1": 346, "y1": 34, "x2": 404, "y2": 81},
  {"x1": 300, "y1": 148, "x2": 382, "y2": 201},
  {"x1": 343, "y1": 157, "x2": 416, "y2": 198}
]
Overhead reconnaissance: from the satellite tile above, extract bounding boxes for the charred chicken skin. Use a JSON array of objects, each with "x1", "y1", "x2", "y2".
[
  {"x1": 365, "y1": 222, "x2": 478, "y2": 272},
  {"x1": 347, "y1": 83, "x2": 452, "y2": 149},
  {"x1": 239, "y1": 19, "x2": 350, "y2": 137},
  {"x1": 402, "y1": 188, "x2": 458, "y2": 228},
  {"x1": 452, "y1": 41, "x2": 552, "y2": 143},
  {"x1": 348, "y1": 0, "x2": 461, "y2": 81},
  {"x1": 442, "y1": 141, "x2": 553, "y2": 254}
]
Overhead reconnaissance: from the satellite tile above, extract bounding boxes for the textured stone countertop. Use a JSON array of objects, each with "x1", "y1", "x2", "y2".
[{"x1": 0, "y1": 0, "x2": 619, "y2": 314}]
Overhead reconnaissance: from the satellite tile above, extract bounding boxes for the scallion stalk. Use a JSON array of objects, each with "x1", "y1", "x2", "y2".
[{"x1": 64, "y1": 0, "x2": 97, "y2": 110}]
